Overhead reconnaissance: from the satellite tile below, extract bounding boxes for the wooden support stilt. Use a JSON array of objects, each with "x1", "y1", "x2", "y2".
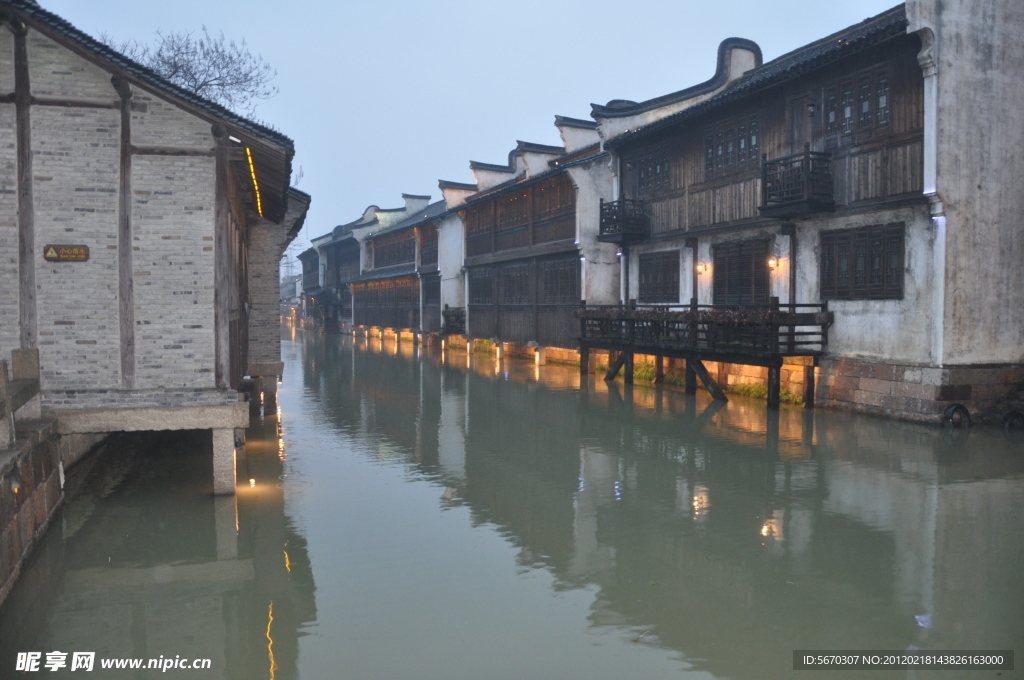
[
  {"x1": 579, "y1": 346, "x2": 589, "y2": 377},
  {"x1": 803, "y1": 364, "x2": 815, "y2": 409},
  {"x1": 685, "y1": 359, "x2": 697, "y2": 394},
  {"x1": 624, "y1": 353, "x2": 634, "y2": 384},
  {"x1": 767, "y1": 365, "x2": 781, "y2": 410},
  {"x1": 604, "y1": 351, "x2": 627, "y2": 381},
  {"x1": 654, "y1": 356, "x2": 664, "y2": 384},
  {"x1": 689, "y1": 358, "x2": 728, "y2": 401}
]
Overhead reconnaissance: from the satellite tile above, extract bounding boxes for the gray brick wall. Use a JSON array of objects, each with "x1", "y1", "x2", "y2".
[
  {"x1": 131, "y1": 92, "x2": 215, "y2": 149},
  {"x1": 28, "y1": 32, "x2": 117, "y2": 101},
  {"x1": 0, "y1": 104, "x2": 17, "y2": 365},
  {"x1": 33, "y1": 106, "x2": 121, "y2": 391},
  {"x1": 131, "y1": 155, "x2": 217, "y2": 389}
]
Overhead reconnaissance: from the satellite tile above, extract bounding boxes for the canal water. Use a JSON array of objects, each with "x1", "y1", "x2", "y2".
[{"x1": 1, "y1": 327, "x2": 1022, "y2": 679}]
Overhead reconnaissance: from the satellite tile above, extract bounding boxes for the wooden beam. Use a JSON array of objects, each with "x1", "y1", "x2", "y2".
[
  {"x1": 604, "y1": 351, "x2": 627, "y2": 381},
  {"x1": 31, "y1": 95, "x2": 117, "y2": 109},
  {"x1": 803, "y1": 364, "x2": 816, "y2": 409},
  {"x1": 689, "y1": 358, "x2": 728, "y2": 401},
  {"x1": 131, "y1": 145, "x2": 215, "y2": 157},
  {"x1": 685, "y1": 359, "x2": 698, "y2": 394},
  {"x1": 767, "y1": 365, "x2": 781, "y2": 410},
  {"x1": 113, "y1": 77, "x2": 135, "y2": 389},
  {"x1": 14, "y1": 25, "x2": 35, "y2": 350},
  {"x1": 213, "y1": 124, "x2": 231, "y2": 388}
]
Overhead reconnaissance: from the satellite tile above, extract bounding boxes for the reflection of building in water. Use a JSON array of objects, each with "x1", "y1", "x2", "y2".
[
  {"x1": 0, "y1": 416, "x2": 316, "y2": 679},
  {"x1": 297, "y1": 332, "x2": 1024, "y2": 678}
]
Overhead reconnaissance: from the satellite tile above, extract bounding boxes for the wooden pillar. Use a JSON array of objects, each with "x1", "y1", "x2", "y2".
[
  {"x1": 13, "y1": 23, "x2": 35, "y2": 350},
  {"x1": 685, "y1": 359, "x2": 697, "y2": 394},
  {"x1": 624, "y1": 352, "x2": 634, "y2": 384},
  {"x1": 113, "y1": 76, "x2": 136, "y2": 388},
  {"x1": 579, "y1": 346, "x2": 589, "y2": 377},
  {"x1": 654, "y1": 355, "x2": 664, "y2": 384},
  {"x1": 767, "y1": 364, "x2": 781, "y2": 410},
  {"x1": 212, "y1": 124, "x2": 231, "y2": 388},
  {"x1": 803, "y1": 364, "x2": 815, "y2": 408}
]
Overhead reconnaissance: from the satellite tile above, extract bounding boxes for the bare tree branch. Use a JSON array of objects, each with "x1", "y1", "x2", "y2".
[{"x1": 100, "y1": 27, "x2": 278, "y2": 116}]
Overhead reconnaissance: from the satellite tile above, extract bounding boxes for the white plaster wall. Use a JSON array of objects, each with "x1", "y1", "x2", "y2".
[
  {"x1": 27, "y1": 32, "x2": 116, "y2": 101},
  {"x1": 908, "y1": 0, "x2": 1024, "y2": 364},
  {"x1": 556, "y1": 125, "x2": 600, "y2": 153},
  {"x1": 519, "y1": 150, "x2": 560, "y2": 177},
  {"x1": 131, "y1": 156, "x2": 217, "y2": 389},
  {"x1": 437, "y1": 213, "x2": 464, "y2": 309},
  {"x1": 471, "y1": 167, "x2": 518, "y2": 191},
  {"x1": 800, "y1": 207, "x2": 935, "y2": 364},
  {"x1": 597, "y1": 46, "x2": 758, "y2": 142},
  {"x1": 566, "y1": 161, "x2": 617, "y2": 304},
  {"x1": 32, "y1": 107, "x2": 121, "y2": 390}
]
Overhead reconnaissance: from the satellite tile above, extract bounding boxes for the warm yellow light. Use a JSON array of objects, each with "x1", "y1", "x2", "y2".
[
  {"x1": 695, "y1": 262, "x2": 706, "y2": 275},
  {"x1": 249, "y1": 478, "x2": 256, "y2": 487},
  {"x1": 266, "y1": 602, "x2": 277, "y2": 680},
  {"x1": 768, "y1": 257, "x2": 778, "y2": 269},
  {"x1": 283, "y1": 550, "x2": 292, "y2": 573},
  {"x1": 245, "y1": 147, "x2": 264, "y2": 218}
]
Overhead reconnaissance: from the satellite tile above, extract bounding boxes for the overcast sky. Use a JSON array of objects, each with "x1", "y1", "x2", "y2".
[{"x1": 43, "y1": 0, "x2": 901, "y2": 255}]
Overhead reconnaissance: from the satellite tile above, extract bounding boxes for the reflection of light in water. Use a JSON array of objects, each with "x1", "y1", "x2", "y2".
[
  {"x1": 761, "y1": 518, "x2": 780, "y2": 538},
  {"x1": 692, "y1": 485, "x2": 710, "y2": 520},
  {"x1": 266, "y1": 602, "x2": 276, "y2": 680},
  {"x1": 534, "y1": 365, "x2": 540, "y2": 382},
  {"x1": 283, "y1": 550, "x2": 292, "y2": 573},
  {"x1": 613, "y1": 480, "x2": 622, "y2": 501},
  {"x1": 494, "y1": 359, "x2": 501, "y2": 376}
]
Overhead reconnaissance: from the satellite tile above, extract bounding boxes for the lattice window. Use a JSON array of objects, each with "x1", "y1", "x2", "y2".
[
  {"x1": 858, "y1": 82, "x2": 873, "y2": 128},
  {"x1": 423, "y1": 274, "x2": 441, "y2": 305},
  {"x1": 465, "y1": 205, "x2": 492, "y2": 237},
  {"x1": 469, "y1": 267, "x2": 494, "y2": 304},
  {"x1": 704, "y1": 115, "x2": 759, "y2": 180},
  {"x1": 500, "y1": 262, "x2": 532, "y2": 305},
  {"x1": 820, "y1": 223, "x2": 904, "y2": 299},
  {"x1": 419, "y1": 224, "x2": 438, "y2": 266},
  {"x1": 372, "y1": 230, "x2": 416, "y2": 268},
  {"x1": 496, "y1": 191, "x2": 528, "y2": 230},
  {"x1": 826, "y1": 68, "x2": 889, "y2": 141},
  {"x1": 825, "y1": 89, "x2": 839, "y2": 136},
  {"x1": 876, "y1": 78, "x2": 889, "y2": 125},
  {"x1": 535, "y1": 175, "x2": 575, "y2": 221},
  {"x1": 841, "y1": 87, "x2": 854, "y2": 134},
  {"x1": 713, "y1": 240, "x2": 769, "y2": 305},
  {"x1": 638, "y1": 250, "x2": 680, "y2": 304},
  {"x1": 540, "y1": 256, "x2": 579, "y2": 305},
  {"x1": 631, "y1": 145, "x2": 672, "y2": 197}
]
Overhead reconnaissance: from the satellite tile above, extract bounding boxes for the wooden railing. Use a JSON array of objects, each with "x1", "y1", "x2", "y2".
[
  {"x1": 598, "y1": 198, "x2": 649, "y2": 243},
  {"x1": 577, "y1": 298, "x2": 832, "y2": 358},
  {"x1": 760, "y1": 145, "x2": 835, "y2": 218}
]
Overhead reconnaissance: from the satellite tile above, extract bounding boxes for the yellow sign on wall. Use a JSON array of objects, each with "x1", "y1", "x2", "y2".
[{"x1": 43, "y1": 244, "x2": 90, "y2": 262}]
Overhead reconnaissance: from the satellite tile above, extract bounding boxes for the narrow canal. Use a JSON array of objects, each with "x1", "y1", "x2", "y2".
[{"x1": 1, "y1": 326, "x2": 1022, "y2": 679}]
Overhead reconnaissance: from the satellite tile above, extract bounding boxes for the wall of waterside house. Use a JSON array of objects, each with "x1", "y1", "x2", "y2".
[
  {"x1": 908, "y1": 0, "x2": 1024, "y2": 366},
  {"x1": 5, "y1": 26, "x2": 231, "y2": 403}
]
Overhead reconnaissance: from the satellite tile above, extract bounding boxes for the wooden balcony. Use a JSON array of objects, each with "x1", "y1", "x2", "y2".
[
  {"x1": 760, "y1": 145, "x2": 835, "y2": 219},
  {"x1": 598, "y1": 198, "x2": 649, "y2": 244},
  {"x1": 578, "y1": 299, "x2": 832, "y2": 360},
  {"x1": 577, "y1": 298, "x2": 832, "y2": 408}
]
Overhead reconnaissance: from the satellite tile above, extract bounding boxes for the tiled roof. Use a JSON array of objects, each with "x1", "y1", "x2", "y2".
[
  {"x1": 0, "y1": 0, "x2": 293, "y2": 150},
  {"x1": 606, "y1": 4, "x2": 908, "y2": 148},
  {"x1": 366, "y1": 199, "x2": 448, "y2": 240}
]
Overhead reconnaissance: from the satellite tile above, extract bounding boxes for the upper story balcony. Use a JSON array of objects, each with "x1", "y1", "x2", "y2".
[
  {"x1": 598, "y1": 198, "x2": 650, "y2": 244},
  {"x1": 759, "y1": 145, "x2": 835, "y2": 219}
]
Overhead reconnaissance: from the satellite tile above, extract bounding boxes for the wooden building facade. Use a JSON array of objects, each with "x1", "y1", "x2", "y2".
[{"x1": 464, "y1": 168, "x2": 581, "y2": 348}]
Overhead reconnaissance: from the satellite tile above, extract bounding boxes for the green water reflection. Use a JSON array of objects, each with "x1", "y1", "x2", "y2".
[{"x1": 2, "y1": 327, "x2": 1022, "y2": 679}]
